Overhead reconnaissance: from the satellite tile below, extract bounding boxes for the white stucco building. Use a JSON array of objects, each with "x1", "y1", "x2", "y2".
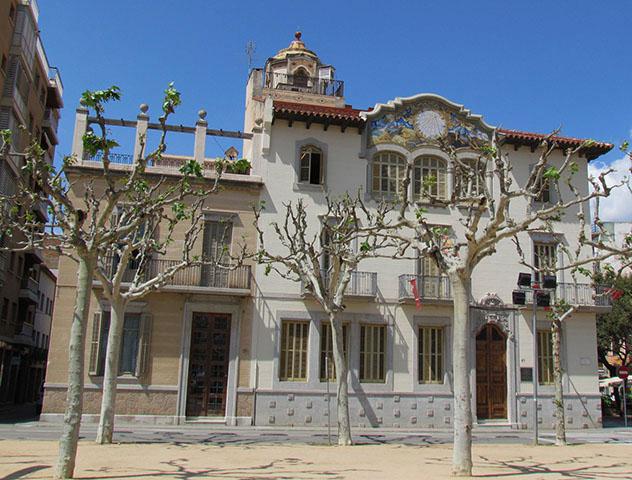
[
  {"x1": 239, "y1": 33, "x2": 613, "y2": 430},
  {"x1": 43, "y1": 32, "x2": 615, "y2": 430}
]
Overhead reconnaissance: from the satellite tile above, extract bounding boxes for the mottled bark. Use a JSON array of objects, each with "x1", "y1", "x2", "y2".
[
  {"x1": 450, "y1": 272, "x2": 473, "y2": 476},
  {"x1": 552, "y1": 318, "x2": 566, "y2": 446},
  {"x1": 55, "y1": 256, "x2": 94, "y2": 479},
  {"x1": 96, "y1": 299, "x2": 126, "y2": 444},
  {"x1": 329, "y1": 312, "x2": 352, "y2": 446}
]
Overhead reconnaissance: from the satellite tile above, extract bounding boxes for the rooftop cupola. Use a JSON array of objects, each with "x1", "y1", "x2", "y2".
[{"x1": 262, "y1": 32, "x2": 345, "y2": 107}]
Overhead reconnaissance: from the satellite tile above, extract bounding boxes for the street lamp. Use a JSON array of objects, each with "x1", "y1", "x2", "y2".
[{"x1": 513, "y1": 272, "x2": 556, "y2": 445}]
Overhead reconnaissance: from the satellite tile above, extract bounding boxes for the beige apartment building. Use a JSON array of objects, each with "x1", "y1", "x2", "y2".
[
  {"x1": 42, "y1": 107, "x2": 262, "y2": 423},
  {"x1": 0, "y1": 0, "x2": 63, "y2": 407}
]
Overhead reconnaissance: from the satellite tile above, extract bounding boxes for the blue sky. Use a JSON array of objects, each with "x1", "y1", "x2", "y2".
[{"x1": 39, "y1": 1, "x2": 630, "y2": 169}]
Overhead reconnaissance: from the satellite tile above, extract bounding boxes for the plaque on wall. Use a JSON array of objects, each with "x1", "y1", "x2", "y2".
[{"x1": 520, "y1": 367, "x2": 534, "y2": 382}]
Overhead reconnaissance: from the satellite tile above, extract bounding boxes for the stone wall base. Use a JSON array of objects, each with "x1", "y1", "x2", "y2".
[
  {"x1": 42, "y1": 386, "x2": 178, "y2": 416},
  {"x1": 253, "y1": 391, "x2": 603, "y2": 429}
]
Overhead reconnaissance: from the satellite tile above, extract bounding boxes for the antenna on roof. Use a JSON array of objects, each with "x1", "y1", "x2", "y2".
[{"x1": 245, "y1": 40, "x2": 256, "y2": 72}]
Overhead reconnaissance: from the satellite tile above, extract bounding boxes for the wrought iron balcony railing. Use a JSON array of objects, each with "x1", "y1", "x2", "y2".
[
  {"x1": 265, "y1": 72, "x2": 344, "y2": 98},
  {"x1": 398, "y1": 274, "x2": 452, "y2": 301},
  {"x1": 526, "y1": 282, "x2": 612, "y2": 307},
  {"x1": 103, "y1": 256, "x2": 251, "y2": 291},
  {"x1": 302, "y1": 270, "x2": 377, "y2": 298}
]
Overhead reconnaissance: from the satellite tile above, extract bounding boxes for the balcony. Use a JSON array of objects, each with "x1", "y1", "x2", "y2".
[
  {"x1": 42, "y1": 109, "x2": 59, "y2": 144},
  {"x1": 265, "y1": 72, "x2": 344, "y2": 98},
  {"x1": 302, "y1": 271, "x2": 378, "y2": 298},
  {"x1": 80, "y1": 152, "x2": 257, "y2": 183},
  {"x1": 398, "y1": 274, "x2": 452, "y2": 302},
  {"x1": 102, "y1": 257, "x2": 252, "y2": 295},
  {"x1": 46, "y1": 67, "x2": 64, "y2": 108},
  {"x1": 19, "y1": 276, "x2": 39, "y2": 304},
  {"x1": 525, "y1": 283, "x2": 612, "y2": 308}
]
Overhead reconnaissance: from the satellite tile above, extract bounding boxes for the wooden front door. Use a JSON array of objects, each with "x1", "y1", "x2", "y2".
[
  {"x1": 476, "y1": 323, "x2": 507, "y2": 420},
  {"x1": 186, "y1": 313, "x2": 231, "y2": 417}
]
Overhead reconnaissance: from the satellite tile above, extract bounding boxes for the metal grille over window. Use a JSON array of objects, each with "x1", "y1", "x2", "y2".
[
  {"x1": 538, "y1": 330, "x2": 554, "y2": 385},
  {"x1": 419, "y1": 326, "x2": 444, "y2": 383},
  {"x1": 414, "y1": 156, "x2": 448, "y2": 200},
  {"x1": 299, "y1": 145, "x2": 323, "y2": 185},
  {"x1": 320, "y1": 323, "x2": 348, "y2": 381},
  {"x1": 372, "y1": 152, "x2": 406, "y2": 197},
  {"x1": 360, "y1": 324, "x2": 386, "y2": 382},
  {"x1": 279, "y1": 321, "x2": 309, "y2": 381}
]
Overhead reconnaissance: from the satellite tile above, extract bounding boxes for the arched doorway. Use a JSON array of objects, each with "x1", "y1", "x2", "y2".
[{"x1": 476, "y1": 323, "x2": 507, "y2": 420}]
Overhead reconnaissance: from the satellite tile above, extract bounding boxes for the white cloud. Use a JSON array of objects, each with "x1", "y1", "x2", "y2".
[{"x1": 588, "y1": 156, "x2": 632, "y2": 222}]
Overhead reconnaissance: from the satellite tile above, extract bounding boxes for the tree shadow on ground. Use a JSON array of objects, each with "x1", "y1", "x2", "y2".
[
  {"x1": 2, "y1": 465, "x2": 49, "y2": 479},
  {"x1": 76, "y1": 457, "x2": 378, "y2": 479},
  {"x1": 472, "y1": 453, "x2": 630, "y2": 479}
]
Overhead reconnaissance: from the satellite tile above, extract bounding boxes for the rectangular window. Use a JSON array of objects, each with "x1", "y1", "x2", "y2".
[
  {"x1": 320, "y1": 322, "x2": 348, "y2": 381},
  {"x1": 535, "y1": 177, "x2": 550, "y2": 203},
  {"x1": 279, "y1": 320, "x2": 309, "y2": 381},
  {"x1": 201, "y1": 219, "x2": 233, "y2": 288},
  {"x1": 202, "y1": 220, "x2": 233, "y2": 260},
  {"x1": 360, "y1": 324, "x2": 386, "y2": 383},
  {"x1": 533, "y1": 242, "x2": 557, "y2": 281},
  {"x1": 538, "y1": 330, "x2": 554, "y2": 385},
  {"x1": 299, "y1": 146, "x2": 323, "y2": 185},
  {"x1": 1, "y1": 298, "x2": 9, "y2": 322},
  {"x1": 372, "y1": 152, "x2": 406, "y2": 197},
  {"x1": 12, "y1": 302, "x2": 17, "y2": 323},
  {"x1": 414, "y1": 157, "x2": 448, "y2": 201},
  {"x1": 96, "y1": 312, "x2": 142, "y2": 376},
  {"x1": 455, "y1": 159, "x2": 486, "y2": 198},
  {"x1": 419, "y1": 326, "x2": 444, "y2": 383}
]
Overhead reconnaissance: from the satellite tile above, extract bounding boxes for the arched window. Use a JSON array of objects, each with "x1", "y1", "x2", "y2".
[
  {"x1": 293, "y1": 68, "x2": 309, "y2": 88},
  {"x1": 455, "y1": 158, "x2": 486, "y2": 198},
  {"x1": 372, "y1": 152, "x2": 406, "y2": 197},
  {"x1": 414, "y1": 156, "x2": 447, "y2": 201},
  {"x1": 299, "y1": 145, "x2": 323, "y2": 185}
]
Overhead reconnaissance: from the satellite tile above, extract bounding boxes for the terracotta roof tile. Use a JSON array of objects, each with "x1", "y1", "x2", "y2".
[
  {"x1": 498, "y1": 128, "x2": 613, "y2": 159},
  {"x1": 271, "y1": 101, "x2": 612, "y2": 159},
  {"x1": 273, "y1": 100, "x2": 365, "y2": 122}
]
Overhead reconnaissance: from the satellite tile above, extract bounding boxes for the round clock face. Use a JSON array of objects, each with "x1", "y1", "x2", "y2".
[{"x1": 416, "y1": 110, "x2": 446, "y2": 139}]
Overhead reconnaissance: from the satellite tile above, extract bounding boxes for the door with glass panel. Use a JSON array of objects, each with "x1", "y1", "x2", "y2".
[
  {"x1": 186, "y1": 313, "x2": 231, "y2": 417},
  {"x1": 419, "y1": 256, "x2": 447, "y2": 299},
  {"x1": 475, "y1": 323, "x2": 507, "y2": 419}
]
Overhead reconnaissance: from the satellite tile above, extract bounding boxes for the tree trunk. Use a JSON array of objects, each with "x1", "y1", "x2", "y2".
[
  {"x1": 450, "y1": 272, "x2": 473, "y2": 476},
  {"x1": 329, "y1": 312, "x2": 352, "y2": 446},
  {"x1": 56, "y1": 255, "x2": 94, "y2": 479},
  {"x1": 552, "y1": 318, "x2": 566, "y2": 446},
  {"x1": 96, "y1": 298, "x2": 126, "y2": 444}
]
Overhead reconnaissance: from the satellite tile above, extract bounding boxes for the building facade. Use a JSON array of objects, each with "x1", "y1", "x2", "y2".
[
  {"x1": 43, "y1": 33, "x2": 612, "y2": 430},
  {"x1": 42, "y1": 108, "x2": 262, "y2": 424},
  {"x1": 239, "y1": 34, "x2": 612, "y2": 430},
  {"x1": 0, "y1": 0, "x2": 63, "y2": 407}
]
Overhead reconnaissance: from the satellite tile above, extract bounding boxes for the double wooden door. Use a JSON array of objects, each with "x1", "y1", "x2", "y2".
[
  {"x1": 186, "y1": 313, "x2": 231, "y2": 417},
  {"x1": 476, "y1": 323, "x2": 507, "y2": 419}
]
